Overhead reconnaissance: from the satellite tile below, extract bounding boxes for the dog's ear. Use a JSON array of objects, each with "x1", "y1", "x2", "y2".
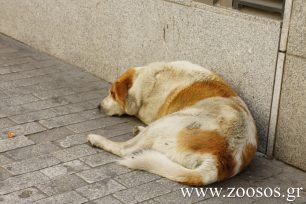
[
  {"x1": 113, "y1": 68, "x2": 135, "y2": 107},
  {"x1": 125, "y1": 94, "x2": 139, "y2": 115}
]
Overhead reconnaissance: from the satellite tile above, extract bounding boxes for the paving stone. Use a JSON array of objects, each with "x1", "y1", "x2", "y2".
[
  {"x1": 70, "y1": 81, "x2": 109, "y2": 93},
  {"x1": 110, "y1": 134, "x2": 134, "y2": 142},
  {"x1": 33, "y1": 191, "x2": 87, "y2": 204},
  {"x1": 208, "y1": 175, "x2": 257, "y2": 190},
  {"x1": 6, "y1": 142, "x2": 61, "y2": 160},
  {"x1": 0, "y1": 105, "x2": 26, "y2": 118},
  {"x1": 0, "y1": 91, "x2": 8, "y2": 99},
  {"x1": 29, "y1": 80, "x2": 69, "y2": 91},
  {"x1": 9, "y1": 108, "x2": 59, "y2": 124},
  {"x1": 53, "y1": 64, "x2": 79, "y2": 72},
  {"x1": 241, "y1": 175, "x2": 306, "y2": 203},
  {"x1": 49, "y1": 68, "x2": 86, "y2": 78},
  {"x1": 3, "y1": 85, "x2": 46, "y2": 97},
  {"x1": 77, "y1": 163, "x2": 131, "y2": 184},
  {"x1": 0, "y1": 118, "x2": 16, "y2": 129},
  {"x1": 0, "y1": 47, "x2": 19, "y2": 54},
  {"x1": 94, "y1": 122, "x2": 135, "y2": 138},
  {"x1": 0, "y1": 122, "x2": 46, "y2": 138},
  {"x1": 54, "y1": 125, "x2": 132, "y2": 148},
  {"x1": 86, "y1": 195, "x2": 123, "y2": 204},
  {"x1": 138, "y1": 199, "x2": 159, "y2": 204},
  {"x1": 0, "y1": 167, "x2": 12, "y2": 181},
  {"x1": 0, "y1": 57, "x2": 33, "y2": 67},
  {"x1": 4, "y1": 154, "x2": 61, "y2": 175},
  {"x1": 0, "y1": 44, "x2": 8, "y2": 49},
  {"x1": 0, "y1": 171, "x2": 49, "y2": 195},
  {"x1": 80, "y1": 152, "x2": 119, "y2": 167},
  {"x1": 0, "y1": 66, "x2": 59, "y2": 82},
  {"x1": 78, "y1": 109, "x2": 106, "y2": 120},
  {"x1": 54, "y1": 132, "x2": 90, "y2": 148},
  {"x1": 63, "y1": 90, "x2": 106, "y2": 104},
  {"x1": 0, "y1": 63, "x2": 39, "y2": 75},
  {"x1": 51, "y1": 100, "x2": 98, "y2": 115},
  {"x1": 76, "y1": 179, "x2": 126, "y2": 200},
  {"x1": 48, "y1": 71, "x2": 100, "y2": 85},
  {"x1": 52, "y1": 144, "x2": 99, "y2": 162},
  {"x1": 0, "y1": 154, "x2": 14, "y2": 165},
  {"x1": 0, "y1": 75, "x2": 54, "y2": 89},
  {"x1": 0, "y1": 187, "x2": 46, "y2": 204},
  {"x1": 40, "y1": 160, "x2": 90, "y2": 179},
  {"x1": 0, "y1": 94, "x2": 40, "y2": 106},
  {"x1": 113, "y1": 181, "x2": 174, "y2": 204},
  {"x1": 30, "y1": 59, "x2": 60, "y2": 68},
  {"x1": 1, "y1": 85, "x2": 33, "y2": 96},
  {"x1": 22, "y1": 66, "x2": 62, "y2": 77},
  {"x1": 66, "y1": 73, "x2": 101, "y2": 83},
  {"x1": 27, "y1": 126, "x2": 74, "y2": 143},
  {"x1": 30, "y1": 54, "x2": 52, "y2": 61},
  {"x1": 251, "y1": 197, "x2": 299, "y2": 204},
  {"x1": 0, "y1": 135, "x2": 34, "y2": 153},
  {"x1": 2, "y1": 79, "x2": 65, "y2": 97},
  {"x1": 273, "y1": 160, "x2": 306, "y2": 189},
  {"x1": 0, "y1": 50, "x2": 32, "y2": 58},
  {"x1": 21, "y1": 97, "x2": 70, "y2": 112},
  {"x1": 155, "y1": 178, "x2": 187, "y2": 190},
  {"x1": 39, "y1": 113, "x2": 90, "y2": 129},
  {"x1": 153, "y1": 189, "x2": 207, "y2": 204},
  {"x1": 67, "y1": 117, "x2": 128, "y2": 133},
  {"x1": 10, "y1": 60, "x2": 39, "y2": 72},
  {"x1": 33, "y1": 87, "x2": 75, "y2": 100},
  {"x1": 0, "y1": 47, "x2": 27, "y2": 53},
  {"x1": 196, "y1": 192, "x2": 268, "y2": 204},
  {"x1": 0, "y1": 68, "x2": 10, "y2": 75},
  {"x1": 0, "y1": 51, "x2": 31, "y2": 60},
  {"x1": 236, "y1": 155, "x2": 283, "y2": 182},
  {"x1": 36, "y1": 174, "x2": 87, "y2": 196},
  {"x1": 114, "y1": 171, "x2": 160, "y2": 188}
]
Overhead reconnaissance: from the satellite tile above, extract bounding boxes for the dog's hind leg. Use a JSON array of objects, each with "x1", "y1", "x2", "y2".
[{"x1": 87, "y1": 132, "x2": 152, "y2": 157}]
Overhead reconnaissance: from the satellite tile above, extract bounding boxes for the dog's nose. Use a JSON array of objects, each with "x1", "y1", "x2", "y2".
[{"x1": 97, "y1": 104, "x2": 102, "y2": 110}]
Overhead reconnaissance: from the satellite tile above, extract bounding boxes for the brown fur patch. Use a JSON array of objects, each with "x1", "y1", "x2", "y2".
[
  {"x1": 229, "y1": 103, "x2": 248, "y2": 114},
  {"x1": 158, "y1": 80, "x2": 237, "y2": 118},
  {"x1": 240, "y1": 143, "x2": 257, "y2": 171},
  {"x1": 177, "y1": 171, "x2": 204, "y2": 186},
  {"x1": 111, "y1": 68, "x2": 135, "y2": 107},
  {"x1": 177, "y1": 129, "x2": 236, "y2": 181}
]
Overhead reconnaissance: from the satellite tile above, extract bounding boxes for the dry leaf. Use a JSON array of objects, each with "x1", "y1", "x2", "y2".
[{"x1": 8, "y1": 132, "x2": 15, "y2": 139}]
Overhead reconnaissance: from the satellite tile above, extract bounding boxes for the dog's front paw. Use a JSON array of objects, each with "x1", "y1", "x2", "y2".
[{"x1": 87, "y1": 134, "x2": 103, "y2": 147}]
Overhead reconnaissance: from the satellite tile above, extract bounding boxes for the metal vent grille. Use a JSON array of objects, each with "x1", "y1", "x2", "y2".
[{"x1": 233, "y1": 0, "x2": 285, "y2": 16}]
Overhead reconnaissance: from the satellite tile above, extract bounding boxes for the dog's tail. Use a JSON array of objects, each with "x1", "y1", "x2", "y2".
[{"x1": 117, "y1": 150, "x2": 217, "y2": 186}]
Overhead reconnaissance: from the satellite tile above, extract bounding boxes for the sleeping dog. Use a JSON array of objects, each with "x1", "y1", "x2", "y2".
[{"x1": 88, "y1": 61, "x2": 257, "y2": 186}]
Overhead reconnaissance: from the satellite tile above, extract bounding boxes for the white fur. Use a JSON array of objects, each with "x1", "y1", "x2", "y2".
[
  {"x1": 101, "y1": 94, "x2": 124, "y2": 116},
  {"x1": 118, "y1": 150, "x2": 217, "y2": 185},
  {"x1": 89, "y1": 61, "x2": 258, "y2": 186}
]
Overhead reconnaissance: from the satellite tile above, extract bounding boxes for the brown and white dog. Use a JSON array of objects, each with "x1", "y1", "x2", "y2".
[{"x1": 88, "y1": 61, "x2": 257, "y2": 186}]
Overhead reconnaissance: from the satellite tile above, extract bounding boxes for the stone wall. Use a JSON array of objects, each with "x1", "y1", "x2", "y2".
[
  {"x1": 275, "y1": 0, "x2": 306, "y2": 171},
  {"x1": 0, "y1": 0, "x2": 282, "y2": 152}
]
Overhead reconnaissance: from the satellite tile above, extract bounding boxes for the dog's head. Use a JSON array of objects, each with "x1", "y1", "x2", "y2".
[{"x1": 100, "y1": 68, "x2": 139, "y2": 116}]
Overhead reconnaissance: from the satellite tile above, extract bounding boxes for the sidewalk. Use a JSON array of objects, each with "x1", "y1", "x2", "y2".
[{"x1": 0, "y1": 34, "x2": 305, "y2": 204}]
